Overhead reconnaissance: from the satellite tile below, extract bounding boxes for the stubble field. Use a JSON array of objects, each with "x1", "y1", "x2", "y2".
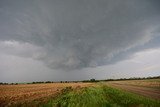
[
  {"x1": 107, "y1": 79, "x2": 160, "y2": 100},
  {"x1": 0, "y1": 79, "x2": 160, "y2": 107},
  {"x1": 0, "y1": 83, "x2": 93, "y2": 106}
]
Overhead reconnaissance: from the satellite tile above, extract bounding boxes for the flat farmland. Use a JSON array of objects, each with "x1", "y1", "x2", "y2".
[
  {"x1": 0, "y1": 79, "x2": 160, "y2": 107},
  {"x1": 107, "y1": 79, "x2": 160, "y2": 88},
  {"x1": 0, "y1": 83, "x2": 93, "y2": 106},
  {"x1": 39, "y1": 79, "x2": 160, "y2": 107},
  {"x1": 107, "y1": 79, "x2": 160, "y2": 100}
]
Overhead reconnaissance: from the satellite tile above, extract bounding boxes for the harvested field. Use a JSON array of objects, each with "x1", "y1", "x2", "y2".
[
  {"x1": 1, "y1": 79, "x2": 160, "y2": 107},
  {"x1": 41, "y1": 83, "x2": 160, "y2": 107},
  {"x1": 0, "y1": 83, "x2": 93, "y2": 106},
  {"x1": 108, "y1": 79, "x2": 160, "y2": 88},
  {"x1": 107, "y1": 79, "x2": 160, "y2": 100}
]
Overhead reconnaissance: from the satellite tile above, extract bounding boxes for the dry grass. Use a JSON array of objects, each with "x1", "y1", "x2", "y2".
[
  {"x1": 0, "y1": 83, "x2": 93, "y2": 106},
  {"x1": 106, "y1": 79, "x2": 160, "y2": 100},
  {"x1": 107, "y1": 79, "x2": 160, "y2": 88}
]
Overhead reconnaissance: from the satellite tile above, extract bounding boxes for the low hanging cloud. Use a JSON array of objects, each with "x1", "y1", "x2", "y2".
[{"x1": 0, "y1": 0, "x2": 160, "y2": 71}]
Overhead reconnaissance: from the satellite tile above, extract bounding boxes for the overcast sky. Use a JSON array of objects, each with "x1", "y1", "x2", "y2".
[{"x1": 0, "y1": 0, "x2": 160, "y2": 83}]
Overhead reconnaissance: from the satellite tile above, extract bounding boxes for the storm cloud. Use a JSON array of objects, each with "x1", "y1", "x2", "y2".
[{"x1": 0, "y1": 0, "x2": 160, "y2": 72}]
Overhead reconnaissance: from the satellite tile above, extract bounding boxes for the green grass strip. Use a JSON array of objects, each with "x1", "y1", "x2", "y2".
[{"x1": 41, "y1": 84, "x2": 160, "y2": 107}]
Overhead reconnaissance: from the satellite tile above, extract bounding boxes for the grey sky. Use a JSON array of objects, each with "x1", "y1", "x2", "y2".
[{"x1": 0, "y1": 0, "x2": 160, "y2": 82}]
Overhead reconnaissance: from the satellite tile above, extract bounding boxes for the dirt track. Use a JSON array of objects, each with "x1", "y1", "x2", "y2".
[{"x1": 109, "y1": 83, "x2": 160, "y2": 100}]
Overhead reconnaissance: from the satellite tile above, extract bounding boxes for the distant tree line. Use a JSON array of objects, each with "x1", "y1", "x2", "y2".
[
  {"x1": 0, "y1": 83, "x2": 18, "y2": 85},
  {"x1": 0, "y1": 76, "x2": 159, "y2": 85},
  {"x1": 103, "y1": 76, "x2": 160, "y2": 81},
  {"x1": 82, "y1": 78, "x2": 99, "y2": 83},
  {"x1": 29, "y1": 81, "x2": 54, "y2": 84}
]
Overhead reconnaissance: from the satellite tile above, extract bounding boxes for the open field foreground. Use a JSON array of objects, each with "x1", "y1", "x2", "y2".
[
  {"x1": 42, "y1": 84, "x2": 160, "y2": 107},
  {"x1": 0, "y1": 79, "x2": 160, "y2": 107},
  {"x1": 0, "y1": 83, "x2": 93, "y2": 107}
]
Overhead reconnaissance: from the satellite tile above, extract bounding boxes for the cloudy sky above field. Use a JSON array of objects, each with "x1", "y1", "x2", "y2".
[{"x1": 0, "y1": 0, "x2": 160, "y2": 82}]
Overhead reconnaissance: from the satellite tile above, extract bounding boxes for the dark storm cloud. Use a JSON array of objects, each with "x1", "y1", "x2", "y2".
[{"x1": 0, "y1": 0, "x2": 160, "y2": 71}]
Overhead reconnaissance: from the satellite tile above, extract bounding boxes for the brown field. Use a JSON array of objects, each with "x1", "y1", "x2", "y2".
[
  {"x1": 1, "y1": 79, "x2": 159, "y2": 106},
  {"x1": 0, "y1": 83, "x2": 93, "y2": 106},
  {"x1": 107, "y1": 79, "x2": 160, "y2": 100},
  {"x1": 107, "y1": 79, "x2": 160, "y2": 88}
]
